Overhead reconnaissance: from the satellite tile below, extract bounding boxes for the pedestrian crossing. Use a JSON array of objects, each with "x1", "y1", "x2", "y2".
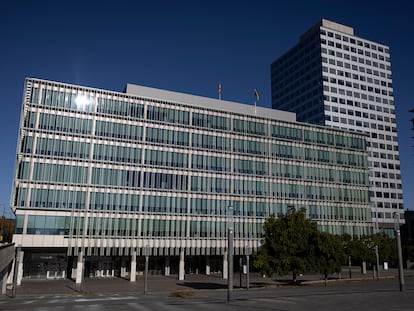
[{"x1": 0, "y1": 294, "x2": 232, "y2": 311}]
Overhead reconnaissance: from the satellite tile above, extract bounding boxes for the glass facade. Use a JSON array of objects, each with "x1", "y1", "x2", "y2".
[{"x1": 12, "y1": 78, "x2": 372, "y2": 272}]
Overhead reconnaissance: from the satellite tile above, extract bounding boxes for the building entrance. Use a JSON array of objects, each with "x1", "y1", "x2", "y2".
[{"x1": 23, "y1": 249, "x2": 67, "y2": 279}]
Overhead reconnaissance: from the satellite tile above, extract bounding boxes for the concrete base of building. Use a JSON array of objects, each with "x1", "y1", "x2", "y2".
[{"x1": 13, "y1": 248, "x2": 237, "y2": 285}]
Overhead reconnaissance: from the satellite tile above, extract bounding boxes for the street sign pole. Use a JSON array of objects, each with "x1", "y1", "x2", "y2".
[
  {"x1": 227, "y1": 206, "x2": 234, "y2": 301},
  {"x1": 144, "y1": 245, "x2": 149, "y2": 294}
]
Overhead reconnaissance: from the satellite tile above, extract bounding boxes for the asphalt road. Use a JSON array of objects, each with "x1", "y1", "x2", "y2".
[{"x1": 1, "y1": 277, "x2": 412, "y2": 311}]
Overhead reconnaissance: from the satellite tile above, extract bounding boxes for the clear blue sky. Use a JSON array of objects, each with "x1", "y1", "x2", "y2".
[{"x1": 1, "y1": 0, "x2": 413, "y2": 218}]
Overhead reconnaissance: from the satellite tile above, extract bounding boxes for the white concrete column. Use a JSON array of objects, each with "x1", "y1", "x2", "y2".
[
  {"x1": 206, "y1": 257, "x2": 210, "y2": 276},
  {"x1": 223, "y1": 250, "x2": 228, "y2": 279},
  {"x1": 71, "y1": 266, "x2": 77, "y2": 279},
  {"x1": 179, "y1": 249, "x2": 185, "y2": 281},
  {"x1": 16, "y1": 250, "x2": 24, "y2": 286},
  {"x1": 75, "y1": 252, "x2": 84, "y2": 284},
  {"x1": 121, "y1": 259, "x2": 126, "y2": 278},
  {"x1": 165, "y1": 257, "x2": 170, "y2": 276},
  {"x1": 130, "y1": 251, "x2": 137, "y2": 282},
  {"x1": 1, "y1": 271, "x2": 7, "y2": 294},
  {"x1": 7, "y1": 259, "x2": 14, "y2": 285}
]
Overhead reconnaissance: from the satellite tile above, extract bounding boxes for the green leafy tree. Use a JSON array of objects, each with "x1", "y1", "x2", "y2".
[
  {"x1": 314, "y1": 232, "x2": 346, "y2": 284},
  {"x1": 344, "y1": 236, "x2": 371, "y2": 265},
  {"x1": 253, "y1": 208, "x2": 318, "y2": 282},
  {"x1": 0, "y1": 217, "x2": 15, "y2": 243},
  {"x1": 343, "y1": 233, "x2": 396, "y2": 268},
  {"x1": 371, "y1": 233, "x2": 396, "y2": 266},
  {"x1": 404, "y1": 245, "x2": 414, "y2": 263}
]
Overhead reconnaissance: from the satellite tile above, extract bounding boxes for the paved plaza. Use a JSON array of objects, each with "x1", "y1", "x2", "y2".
[{"x1": 1, "y1": 269, "x2": 413, "y2": 310}]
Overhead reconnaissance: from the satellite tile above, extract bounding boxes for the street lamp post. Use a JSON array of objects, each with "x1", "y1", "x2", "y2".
[
  {"x1": 80, "y1": 251, "x2": 85, "y2": 293},
  {"x1": 246, "y1": 247, "x2": 252, "y2": 290},
  {"x1": 227, "y1": 206, "x2": 234, "y2": 301},
  {"x1": 143, "y1": 245, "x2": 149, "y2": 294},
  {"x1": 393, "y1": 212, "x2": 404, "y2": 291},
  {"x1": 375, "y1": 245, "x2": 380, "y2": 280},
  {"x1": 12, "y1": 246, "x2": 21, "y2": 298},
  {"x1": 239, "y1": 258, "x2": 243, "y2": 288}
]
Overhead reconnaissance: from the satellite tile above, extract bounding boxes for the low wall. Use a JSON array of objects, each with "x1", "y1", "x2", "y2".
[{"x1": 0, "y1": 243, "x2": 15, "y2": 294}]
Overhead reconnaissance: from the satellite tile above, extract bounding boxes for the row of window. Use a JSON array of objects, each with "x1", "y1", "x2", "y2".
[
  {"x1": 27, "y1": 110, "x2": 368, "y2": 153},
  {"x1": 323, "y1": 84, "x2": 392, "y2": 104},
  {"x1": 323, "y1": 48, "x2": 390, "y2": 73},
  {"x1": 369, "y1": 151, "x2": 400, "y2": 164},
  {"x1": 323, "y1": 74, "x2": 392, "y2": 100},
  {"x1": 16, "y1": 215, "x2": 265, "y2": 239},
  {"x1": 325, "y1": 102, "x2": 395, "y2": 121},
  {"x1": 192, "y1": 112, "x2": 229, "y2": 130},
  {"x1": 17, "y1": 179, "x2": 368, "y2": 216},
  {"x1": 29, "y1": 89, "x2": 367, "y2": 150},
  {"x1": 17, "y1": 188, "x2": 262, "y2": 216},
  {"x1": 375, "y1": 201, "x2": 404, "y2": 210},
  {"x1": 372, "y1": 161, "x2": 401, "y2": 172},
  {"x1": 323, "y1": 84, "x2": 395, "y2": 109},
  {"x1": 25, "y1": 137, "x2": 90, "y2": 159},
  {"x1": 372, "y1": 181, "x2": 402, "y2": 190},
  {"x1": 372, "y1": 169, "x2": 401, "y2": 179},
  {"x1": 96, "y1": 120, "x2": 143, "y2": 141},
  {"x1": 321, "y1": 28, "x2": 389, "y2": 54},
  {"x1": 21, "y1": 133, "x2": 367, "y2": 168},
  {"x1": 38, "y1": 89, "x2": 238, "y2": 135},
  {"x1": 31, "y1": 112, "x2": 92, "y2": 135},
  {"x1": 321, "y1": 49, "x2": 390, "y2": 74},
  {"x1": 326, "y1": 115, "x2": 397, "y2": 135},
  {"x1": 15, "y1": 204, "x2": 372, "y2": 237},
  {"x1": 321, "y1": 38, "x2": 389, "y2": 62},
  {"x1": 324, "y1": 75, "x2": 391, "y2": 99},
  {"x1": 373, "y1": 191, "x2": 403, "y2": 199},
  {"x1": 18, "y1": 152, "x2": 367, "y2": 191},
  {"x1": 17, "y1": 217, "x2": 252, "y2": 239},
  {"x1": 271, "y1": 183, "x2": 367, "y2": 202},
  {"x1": 36, "y1": 88, "x2": 143, "y2": 118},
  {"x1": 308, "y1": 204, "x2": 370, "y2": 222}
]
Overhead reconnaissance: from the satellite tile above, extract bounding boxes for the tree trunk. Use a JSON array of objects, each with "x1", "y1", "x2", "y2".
[
  {"x1": 292, "y1": 271, "x2": 297, "y2": 284},
  {"x1": 324, "y1": 273, "x2": 328, "y2": 286}
]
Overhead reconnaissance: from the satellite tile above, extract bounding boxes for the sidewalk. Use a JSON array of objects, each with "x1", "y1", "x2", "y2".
[{"x1": 8, "y1": 267, "x2": 414, "y2": 297}]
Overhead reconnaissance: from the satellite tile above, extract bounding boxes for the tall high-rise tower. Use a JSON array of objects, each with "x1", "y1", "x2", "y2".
[{"x1": 271, "y1": 19, "x2": 404, "y2": 233}]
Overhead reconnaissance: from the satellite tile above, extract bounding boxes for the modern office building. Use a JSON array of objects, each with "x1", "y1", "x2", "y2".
[
  {"x1": 271, "y1": 19, "x2": 404, "y2": 234},
  {"x1": 11, "y1": 78, "x2": 372, "y2": 282}
]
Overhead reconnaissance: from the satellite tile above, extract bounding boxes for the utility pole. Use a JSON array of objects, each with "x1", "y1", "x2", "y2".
[
  {"x1": 375, "y1": 245, "x2": 380, "y2": 280},
  {"x1": 12, "y1": 246, "x2": 21, "y2": 298},
  {"x1": 227, "y1": 206, "x2": 234, "y2": 301},
  {"x1": 144, "y1": 245, "x2": 149, "y2": 294},
  {"x1": 394, "y1": 213, "x2": 404, "y2": 291},
  {"x1": 246, "y1": 247, "x2": 251, "y2": 290}
]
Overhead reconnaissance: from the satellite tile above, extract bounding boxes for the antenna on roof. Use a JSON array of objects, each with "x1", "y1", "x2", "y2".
[
  {"x1": 254, "y1": 89, "x2": 260, "y2": 115},
  {"x1": 218, "y1": 83, "x2": 222, "y2": 100}
]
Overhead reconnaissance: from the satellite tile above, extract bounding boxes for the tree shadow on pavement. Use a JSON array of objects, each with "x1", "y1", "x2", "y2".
[
  {"x1": 271, "y1": 279, "x2": 309, "y2": 286},
  {"x1": 177, "y1": 282, "x2": 274, "y2": 290},
  {"x1": 177, "y1": 282, "x2": 227, "y2": 290}
]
